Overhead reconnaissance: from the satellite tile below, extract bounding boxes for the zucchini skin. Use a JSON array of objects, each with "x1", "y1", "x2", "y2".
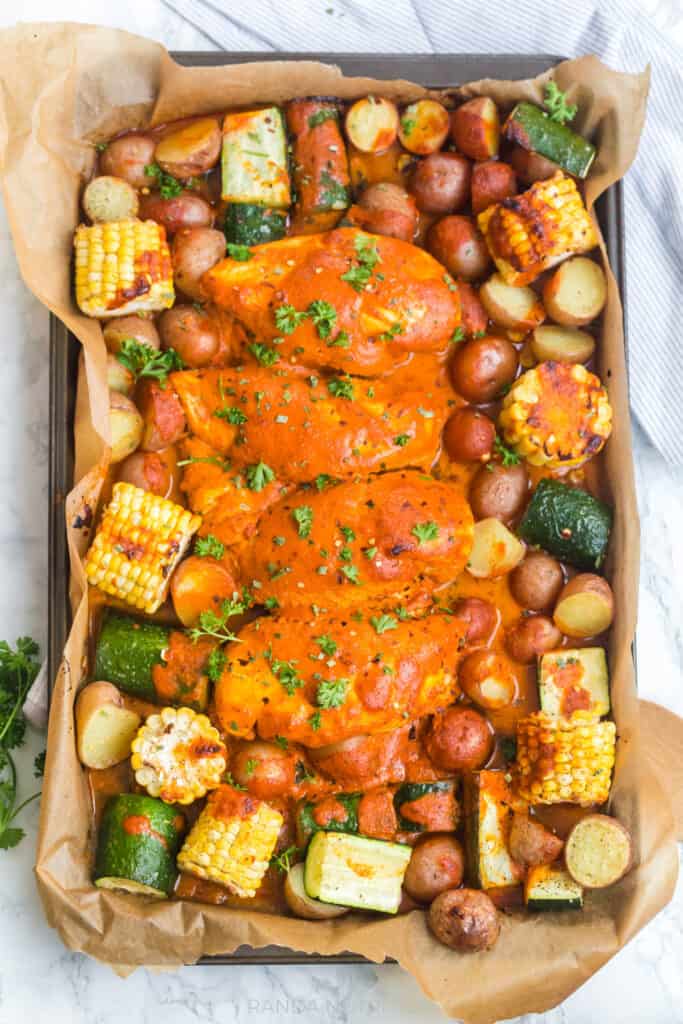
[
  {"x1": 94, "y1": 794, "x2": 182, "y2": 896},
  {"x1": 393, "y1": 780, "x2": 457, "y2": 833},
  {"x1": 296, "y1": 793, "x2": 361, "y2": 845},
  {"x1": 286, "y1": 98, "x2": 350, "y2": 232},
  {"x1": 223, "y1": 203, "x2": 287, "y2": 246},
  {"x1": 505, "y1": 102, "x2": 596, "y2": 179},
  {"x1": 94, "y1": 613, "x2": 168, "y2": 700},
  {"x1": 519, "y1": 479, "x2": 612, "y2": 571},
  {"x1": 221, "y1": 107, "x2": 290, "y2": 207}
]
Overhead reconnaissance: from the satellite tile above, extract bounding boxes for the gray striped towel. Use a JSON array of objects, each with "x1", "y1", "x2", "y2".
[{"x1": 163, "y1": 0, "x2": 683, "y2": 465}]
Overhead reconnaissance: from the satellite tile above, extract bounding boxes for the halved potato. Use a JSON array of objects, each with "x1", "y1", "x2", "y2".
[
  {"x1": 109, "y1": 390, "x2": 144, "y2": 463},
  {"x1": 553, "y1": 573, "x2": 614, "y2": 637},
  {"x1": 466, "y1": 517, "x2": 525, "y2": 578},
  {"x1": 480, "y1": 273, "x2": 546, "y2": 331},
  {"x1": 75, "y1": 682, "x2": 141, "y2": 769},
  {"x1": 345, "y1": 96, "x2": 399, "y2": 153},
  {"x1": 398, "y1": 99, "x2": 450, "y2": 155},
  {"x1": 530, "y1": 325, "x2": 595, "y2": 364},
  {"x1": 83, "y1": 175, "x2": 139, "y2": 223},
  {"x1": 155, "y1": 117, "x2": 221, "y2": 179},
  {"x1": 284, "y1": 862, "x2": 349, "y2": 920},
  {"x1": 565, "y1": 814, "x2": 632, "y2": 889},
  {"x1": 107, "y1": 353, "x2": 134, "y2": 396},
  {"x1": 543, "y1": 257, "x2": 607, "y2": 326}
]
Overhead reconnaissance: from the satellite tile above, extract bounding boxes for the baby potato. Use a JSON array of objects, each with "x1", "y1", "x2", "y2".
[
  {"x1": 356, "y1": 182, "x2": 418, "y2": 241},
  {"x1": 471, "y1": 159, "x2": 517, "y2": 215},
  {"x1": 426, "y1": 215, "x2": 491, "y2": 282},
  {"x1": 467, "y1": 517, "x2": 525, "y2": 579},
  {"x1": 231, "y1": 740, "x2": 296, "y2": 798},
  {"x1": 504, "y1": 615, "x2": 562, "y2": 664},
  {"x1": 154, "y1": 117, "x2": 222, "y2": 179},
  {"x1": 450, "y1": 334, "x2": 518, "y2": 403},
  {"x1": 103, "y1": 315, "x2": 160, "y2": 354},
  {"x1": 109, "y1": 390, "x2": 143, "y2": 463},
  {"x1": 138, "y1": 191, "x2": 214, "y2": 234},
  {"x1": 451, "y1": 596, "x2": 498, "y2": 644},
  {"x1": 410, "y1": 153, "x2": 471, "y2": 214},
  {"x1": 117, "y1": 448, "x2": 178, "y2": 500},
  {"x1": 398, "y1": 99, "x2": 450, "y2": 155},
  {"x1": 469, "y1": 463, "x2": 529, "y2": 524},
  {"x1": 450, "y1": 97, "x2": 500, "y2": 161},
  {"x1": 424, "y1": 706, "x2": 493, "y2": 773},
  {"x1": 480, "y1": 273, "x2": 546, "y2": 331},
  {"x1": 345, "y1": 96, "x2": 399, "y2": 153},
  {"x1": 158, "y1": 305, "x2": 220, "y2": 367},
  {"x1": 284, "y1": 862, "x2": 349, "y2": 920},
  {"x1": 403, "y1": 836, "x2": 465, "y2": 903},
  {"x1": 543, "y1": 257, "x2": 607, "y2": 326},
  {"x1": 509, "y1": 551, "x2": 564, "y2": 611},
  {"x1": 509, "y1": 812, "x2": 564, "y2": 867},
  {"x1": 170, "y1": 554, "x2": 239, "y2": 627},
  {"x1": 137, "y1": 379, "x2": 187, "y2": 452},
  {"x1": 428, "y1": 888, "x2": 500, "y2": 951},
  {"x1": 508, "y1": 144, "x2": 560, "y2": 185},
  {"x1": 99, "y1": 132, "x2": 156, "y2": 188},
  {"x1": 458, "y1": 649, "x2": 517, "y2": 709},
  {"x1": 83, "y1": 176, "x2": 139, "y2": 223},
  {"x1": 171, "y1": 227, "x2": 227, "y2": 300},
  {"x1": 442, "y1": 407, "x2": 496, "y2": 463},
  {"x1": 530, "y1": 325, "x2": 596, "y2": 364},
  {"x1": 553, "y1": 573, "x2": 615, "y2": 637},
  {"x1": 106, "y1": 353, "x2": 134, "y2": 396},
  {"x1": 459, "y1": 282, "x2": 489, "y2": 337}
]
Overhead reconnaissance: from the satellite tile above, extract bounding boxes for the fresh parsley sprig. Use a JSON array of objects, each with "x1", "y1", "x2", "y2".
[
  {"x1": 544, "y1": 81, "x2": 578, "y2": 125},
  {"x1": 187, "y1": 595, "x2": 249, "y2": 645},
  {"x1": 144, "y1": 162, "x2": 184, "y2": 199},
  {"x1": 116, "y1": 339, "x2": 184, "y2": 387},
  {"x1": 0, "y1": 638, "x2": 43, "y2": 850}
]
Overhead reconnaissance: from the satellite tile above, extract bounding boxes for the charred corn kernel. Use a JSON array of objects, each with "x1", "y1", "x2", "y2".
[
  {"x1": 84, "y1": 482, "x2": 201, "y2": 613},
  {"x1": 499, "y1": 361, "x2": 612, "y2": 467},
  {"x1": 478, "y1": 172, "x2": 598, "y2": 286},
  {"x1": 131, "y1": 706, "x2": 226, "y2": 805},
  {"x1": 74, "y1": 219, "x2": 174, "y2": 317},
  {"x1": 177, "y1": 785, "x2": 283, "y2": 897},
  {"x1": 515, "y1": 711, "x2": 616, "y2": 806}
]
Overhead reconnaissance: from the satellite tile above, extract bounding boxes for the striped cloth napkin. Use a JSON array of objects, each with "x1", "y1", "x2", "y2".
[{"x1": 163, "y1": 0, "x2": 683, "y2": 465}]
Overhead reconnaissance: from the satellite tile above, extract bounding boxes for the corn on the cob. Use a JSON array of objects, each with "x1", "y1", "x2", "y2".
[
  {"x1": 84, "y1": 482, "x2": 201, "y2": 613},
  {"x1": 515, "y1": 711, "x2": 616, "y2": 806},
  {"x1": 131, "y1": 706, "x2": 227, "y2": 805},
  {"x1": 499, "y1": 361, "x2": 612, "y2": 467},
  {"x1": 74, "y1": 219, "x2": 174, "y2": 317},
  {"x1": 177, "y1": 785, "x2": 283, "y2": 897},
  {"x1": 478, "y1": 172, "x2": 598, "y2": 286}
]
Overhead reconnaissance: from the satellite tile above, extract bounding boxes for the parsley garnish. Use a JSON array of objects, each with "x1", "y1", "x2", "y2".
[
  {"x1": 246, "y1": 461, "x2": 276, "y2": 492},
  {"x1": 116, "y1": 340, "x2": 184, "y2": 387},
  {"x1": 363, "y1": 545, "x2": 378, "y2": 560},
  {"x1": 0, "y1": 638, "x2": 42, "y2": 851},
  {"x1": 292, "y1": 505, "x2": 314, "y2": 538},
  {"x1": 394, "y1": 433, "x2": 410, "y2": 447},
  {"x1": 188, "y1": 594, "x2": 249, "y2": 645},
  {"x1": 341, "y1": 564, "x2": 360, "y2": 585},
  {"x1": 308, "y1": 711, "x2": 322, "y2": 731},
  {"x1": 215, "y1": 406, "x2": 247, "y2": 425},
  {"x1": 207, "y1": 648, "x2": 227, "y2": 683},
  {"x1": 308, "y1": 107, "x2": 339, "y2": 129},
  {"x1": 327, "y1": 377, "x2": 355, "y2": 400},
  {"x1": 315, "y1": 634, "x2": 338, "y2": 657},
  {"x1": 411, "y1": 521, "x2": 440, "y2": 544},
  {"x1": 370, "y1": 614, "x2": 399, "y2": 634},
  {"x1": 327, "y1": 330, "x2": 350, "y2": 348},
  {"x1": 274, "y1": 304, "x2": 308, "y2": 334},
  {"x1": 340, "y1": 233, "x2": 380, "y2": 292},
  {"x1": 226, "y1": 243, "x2": 252, "y2": 261},
  {"x1": 401, "y1": 117, "x2": 416, "y2": 136},
  {"x1": 316, "y1": 678, "x2": 348, "y2": 709},
  {"x1": 319, "y1": 170, "x2": 350, "y2": 207},
  {"x1": 274, "y1": 735, "x2": 289, "y2": 750},
  {"x1": 394, "y1": 605, "x2": 410, "y2": 620},
  {"x1": 195, "y1": 534, "x2": 225, "y2": 559},
  {"x1": 339, "y1": 525, "x2": 355, "y2": 542},
  {"x1": 144, "y1": 162, "x2": 184, "y2": 198},
  {"x1": 544, "y1": 81, "x2": 578, "y2": 125},
  {"x1": 494, "y1": 435, "x2": 521, "y2": 466},
  {"x1": 249, "y1": 342, "x2": 279, "y2": 367},
  {"x1": 450, "y1": 327, "x2": 465, "y2": 345},
  {"x1": 307, "y1": 299, "x2": 337, "y2": 339},
  {"x1": 315, "y1": 474, "x2": 337, "y2": 491},
  {"x1": 223, "y1": 771, "x2": 246, "y2": 791},
  {"x1": 271, "y1": 659, "x2": 305, "y2": 695},
  {"x1": 270, "y1": 844, "x2": 299, "y2": 873},
  {"x1": 378, "y1": 323, "x2": 402, "y2": 342},
  {"x1": 244, "y1": 758, "x2": 258, "y2": 777},
  {"x1": 264, "y1": 596, "x2": 280, "y2": 610}
]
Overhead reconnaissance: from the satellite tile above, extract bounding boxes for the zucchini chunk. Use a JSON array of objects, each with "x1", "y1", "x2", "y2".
[
  {"x1": 393, "y1": 781, "x2": 459, "y2": 833},
  {"x1": 525, "y1": 863, "x2": 583, "y2": 910},
  {"x1": 565, "y1": 814, "x2": 632, "y2": 889},
  {"x1": 296, "y1": 792, "x2": 361, "y2": 846},
  {"x1": 504, "y1": 102, "x2": 596, "y2": 179},
  {"x1": 221, "y1": 107, "x2": 290, "y2": 207},
  {"x1": 464, "y1": 771, "x2": 524, "y2": 889},
  {"x1": 223, "y1": 203, "x2": 287, "y2": 246},
  {"x1": 94, "y1": 793, "x2": 183, "y2": 898},
  {"x1": 304, "y1": 831, "x2": 411, "y2": 913},
  {"x1": 518, "y1": 478, "x2": 612, "y2": 571},
  {"x1": 539, "y1": 647, "x2": 610, "y2": 718}
]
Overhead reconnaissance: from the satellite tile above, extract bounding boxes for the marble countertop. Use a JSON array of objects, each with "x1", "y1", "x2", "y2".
[{"x1": 0, "y1": 3, "x2": 681, "y2": 1022}]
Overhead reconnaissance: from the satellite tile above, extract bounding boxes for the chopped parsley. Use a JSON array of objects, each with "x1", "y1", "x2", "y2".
[
  {"x1": 195, "y1": 534, "x2": 225, "y2": 559},
  {"x1": 327, "y1": 330, "x2": 350, "y2": 348},
  {"x1": 244, "y1": 758, "x2": 258, "y2": 777},
  {"x1": 319, "y1": 170, "x2": 350, "y2": 207},
  {"x1": 144, "y1": 162, "x2": 183, "y2": 199},
  {"x1": 274, "y1": 735, "x2": 289, "y2": 750},
  {"x1": 340, "y1": 233, "x2": 380, "y2": 292},
  {"x1": 249, "y1": 342, "x2": 279, "y2": 367},
  {"x1": 272, "y1": 535, "x2": 286, "y2": 547},
  {"x1": 327, "y1": 377, "x2": 355, "y2": 400},
  {"x1": 450, "y1": 326, "x2": 465, "y2": 344},
  {"x1": 494, "y1": 435, "x2": 521, "y2": 466},
  {"x1": 378, "y1": 322, "x2": 402, "y2": 342},
  {"x1": 226, "y1": 243, "x2": 252, "y2": 261},
  {"x1": 307, "y1": 299, "x2": 337, "y2": 339},
  {"x1": 214, "y1": 405, "x2": 247, "y2": 425},
  {"x1": 274, "y1": 304, "x2": 308, "y2": 334},
  {"x1": 394, "y1": 604, "x2": 410, "y2": 621},
  {"x1": 292, "y1": 505, "x2": 314, "y2": 538},
  {"x1": 400, "y1": 117, "x2": 416, "y2": 136},
  {"x1": 245, "y1": 461, "x2": 276, "y2": 491},
  {"x1": 188, "y1": 594, "x2": 249, "y2": 645},
  {"x1": 270, "y1": 844, "x2": 299, "y2": 873},
  {"x1": 394, "y1": 433, "x2": 410, "y2": 447},
  {"x1": 363, "y1": 545, "x2": 378, "y2": 560},
  {"x1": 544, "y1": 81, "x2": 578, "y2": 125},
  {"x1": 339, "y1": 525, "x2": 355, "y2": 542},
  {"x1": 314, "y1": 634, "x2": 338, "y2": 657},
  {"x1": 341, "y1": 564, "x2": 360, "y2": 585},
  {"x1": 271, "y1": 659, "x2": 305, "y2": 695},
  {"x1": 411, "y1": 521, "x2": 440, "y2": 544},
  {"x1": 316, "y1": 677, "x2": 348, "y2": 709},
  {"x1": 315, "y1": 474, "x2": 336, "y2": 491},
  {"x1": 308, "y1": 107, "x2": 339, "y2": 129},
  {"x1": 116, "y1": 340, "x2": 184, "y2": 387},
  {"x1": 308, "y1": 711, "x2": 322, "y2": 731},
  {"x1": 370, "y1": 614, "x2": 399, "y2": 634}
]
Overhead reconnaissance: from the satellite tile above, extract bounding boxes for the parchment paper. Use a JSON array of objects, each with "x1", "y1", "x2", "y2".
[{"x1": 0, "y1": 22, "x2": 678, "y2": 1023}]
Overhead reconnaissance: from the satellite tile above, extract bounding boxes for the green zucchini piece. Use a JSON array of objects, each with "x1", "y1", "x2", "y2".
[
  {"x1": 505, "y1": 102, "x2": 596, "y2": 179},
  {"x1": 464, "y1": 771, "x2": 524, "y2": 890},
  {"x1": 393, "y1": 780, "x2": 457, "y2": 833},
  {"x1": 519, "y1": 479, "x2": 612, "y2": 571},
  {"x1": 296, "y1": 792, "x2": 361, "y2": 846},
  {"x1": 539, "y1": 647, "x2": 610, "y2": 718},
  {"x1": 223, "y1": 203, "x2": 288, "y2": 246},
  {"x1": 525, "y1": 863, "x2": 583, "y2": 910},
  {"x1": 221, "y1": 107, "x2": 290, "y2": 207},
  {"x1": 94, "y1": 794, "x2": 182, "y2": 898},
  {"x1": 94, "y1": 613, "x2": 169, "y2": 700},
  {"x1": 304, "y1": 830, "x2": 411, "y2": 913}
]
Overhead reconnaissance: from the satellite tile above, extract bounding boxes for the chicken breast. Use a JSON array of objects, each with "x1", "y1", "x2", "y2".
[
  {"x1": 201, "y1": 227, "x2": 461, "y2": 376},
  {"x1": 214, "y1": 611, "x2": 465, "y2": 746}
]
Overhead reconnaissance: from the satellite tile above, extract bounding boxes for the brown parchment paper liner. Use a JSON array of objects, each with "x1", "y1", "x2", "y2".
[{"x1": 0, "y1": 22, "x2": 678, "y2": 1022}]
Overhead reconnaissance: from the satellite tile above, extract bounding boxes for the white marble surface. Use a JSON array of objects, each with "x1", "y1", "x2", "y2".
[{"x1": 0, "y1": 2, "x2": 681, "y2": 1022}]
